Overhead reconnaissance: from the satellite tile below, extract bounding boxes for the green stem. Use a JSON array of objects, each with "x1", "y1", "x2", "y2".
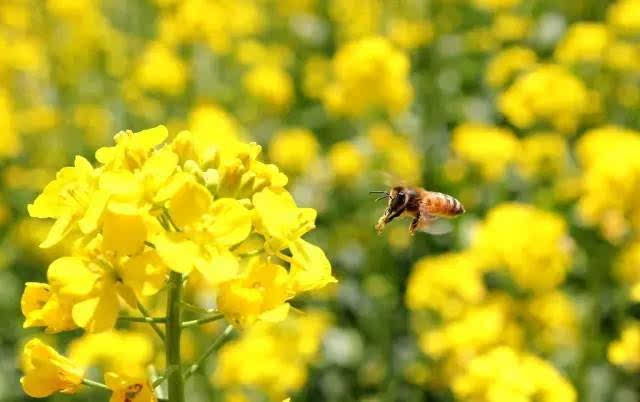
[
  {"x1": 183, "y1": 325, "x2": 233, "y2": 380},
  {"x1": 137, "y1": 301, "x2": 166, "y2": 341},
  {"x1": 181, "y1": 301, "x2": 217, "y2": 314},
  {"x1": 181, "y1": 313, "x2": 224, "y2": 328},
  {"x1": 166, "y1": 271, "x2": 185, "y2": 402},
  {"x1": 82, "y1": 378, "x2": 110, "y2": 391},
  {"x1": 119, "y1": 316, "x2": 166, "y2": 323}
]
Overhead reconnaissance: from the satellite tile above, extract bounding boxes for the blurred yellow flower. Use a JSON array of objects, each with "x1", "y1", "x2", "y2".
[
  {"x1": 302, "y1": 55, "x2": 331, "y2": 99},
  {"x1": 217, "y1": 256, "x2": 292, "y2": 328},
  {"x1": 406, "y1": 252, "x2": 485, "y2": 319},
  {"x1": 68, "y1": 330, "x2": 154, "y2": 377},
  {"x1": 214, "y1": 313, "x2": 329, "y2": 400},
  {"x1": 576, "y1": 126, "x2": 640, "y2": 238},
  {"x1": 486, "y1": 46, "x2": 537, "y2": 87},
  {"x1": 615, "y1": 240, "x2": 640, "y2": 300},
  {"x1": 555, "y1": 23, "x2": 611, "y2": 64},
  {"x1": 517, "y1": 132, "x2": 568, "y2": 179},
  {"x1": 524, "y1": 291, "x2": 578, "y2": 350},
  {"x1": 20, "y1": 338, "x2": 84, "y2": 398},
  {"x1": 470, "y1": 0, "x2": 521, "y2": 11},
  {"x1": 608, "y1": 323, "x2": 640, "y2": 370},
  {"x1": 105, "y1": 372, "x2": 156, "y2": 402},
  {"x1": 368, "y1": 124, "x2": 422, "y2": 183},
  {"x1": 21, "y1": 282, "x2": 75, "y2": 333},
  {"x1": 453, "y1": 346, "x2": 576, "y2": 402},
  {"x1": 329, "y1": 0, "x2": 380, "y2": 41},
  {"x1": 0, "y1": 89, "x2": 19, "y2": 157},
  {"x1": 451, "y1": 123, "x2": 520, "y2": 181},
  {"x1": 605, "y1": 41, "x2": 640, "y2": 71},
  {"x1": 608, "y1": 0, "x2": 640, "y2": 35},
  {"x1": 387, "y1": 18, "x2": 434, "y2": 50},
  {"x1": 472, "y1": 203, "x2": 572, "y2": 291},
  {"x1": 134, "y1": 42, "x2": 187, "y2": 96},
  {"x1": 323, "y1": 36, "x2": 413, "y2": 117},
  {"x1": 268, "y1": 128, "x2": 319, "y2": 175},
  {"x1": 244, "y1": 64, "x2": 294, "y2": 112},
  {"x1": 327, "y1": 141, "x2": 366, "y2": 182},
  {"x1": 498, "y1": 64, "x2": 590, "y2": 132},
  {"x1": 491, "y1": 13, "x2": 531, "y2": 42},
  {"x1": 419, "y1": 296, "x2": 521, "y2": 359}
]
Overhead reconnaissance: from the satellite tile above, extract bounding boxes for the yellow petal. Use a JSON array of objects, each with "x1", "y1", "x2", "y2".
[
  {"x1": 209, "y1": 198, "x2": 252, "y2": 246},
  {"x1": 72, "y1": 293, "x2": 119, "y2": 332},
  {"x1": 152, "y1": 233, "x2": 198, "y2": 274},
  {"x1": 289, "y1": 239, "x2": 337, "y2": 293},
  {"x1": 259, "y1": 302, "x2": 290, "y2": 323},
  {"x1": 194, "y1": 248, "x2": 239, "y2": 285},
  {"x1": 169, "y1": 177, "x2": 212, "y2": 228},
  {"x1": 121, "y1": 251, "x2": 168, "y2": 297},
  {"x1": 47, "y1": 257, "x2": 99, "y2": 297},
  {"x1": 78, "y1": 190, "x2": 109, "y2": 234},
  {"x1": 102, "y1": 205, "x2": 147, "y2": 255},
  {"x1": 99, "y1": 170, "x2": 143, "y2": 202},
  {"x1": 39, "y1": 213, "x2": 73, "y2": 248}
]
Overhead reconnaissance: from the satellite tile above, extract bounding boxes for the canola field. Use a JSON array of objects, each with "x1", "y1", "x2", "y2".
[{"x1": 2, "y1": 1, "x2": 640, "y2": 402}]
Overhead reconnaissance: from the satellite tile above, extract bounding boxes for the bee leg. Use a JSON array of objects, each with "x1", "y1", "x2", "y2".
[{"x1": 409, "y1": 213, "x2": 421, "y2": 236}]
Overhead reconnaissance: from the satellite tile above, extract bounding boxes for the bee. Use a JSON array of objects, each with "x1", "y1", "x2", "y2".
[{"x1": 371, "y1": 186, "x2": 465, "y2": 235}]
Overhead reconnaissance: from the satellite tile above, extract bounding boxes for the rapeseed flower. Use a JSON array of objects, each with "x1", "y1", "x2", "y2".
[
  {"x1": 608, "y1": 323, "x2": 640, "y2": 370},
  {"x1": 472, "y1": 203, "x2": 572, "y2": 291},
  {"x1": 20, "y1": 338, "x2": 84, "y2": 397},
  {"x1": 323, "y1": 36, "x2": 413, "y2": 117},
  {"x1": 498, "y1": 64, "x2": 590, "y2": 132},
  {"x1": 268, "y1": 128, "x2": 320, "y2": 175},
  {"x1": 25, "y1": 125, "x2": 335, "y2": 332},
  {"x1": 554, "y1": 23, "x2": 611, "y2": 64},
  {"x1": 451, "y1": 123, "x2": 519, "y2": 181},
  {"x1": 486, "y1": 46, "x2": 537, "y2": 87}
]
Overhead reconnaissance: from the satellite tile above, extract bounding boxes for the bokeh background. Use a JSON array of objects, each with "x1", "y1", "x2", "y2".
[{"x1": 3, "y1": 0, "x2": 640, "y2": 401}]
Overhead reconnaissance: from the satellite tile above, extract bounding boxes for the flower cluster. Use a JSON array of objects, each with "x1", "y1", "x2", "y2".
[
  {"x1": 20, "y1": 126, "x2": 335, "y2": 399},
  {"x1": 214, "y1": 313, "x2": 329, "y2": 400}
]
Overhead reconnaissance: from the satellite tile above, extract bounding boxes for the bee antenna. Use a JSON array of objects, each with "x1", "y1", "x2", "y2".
[{"x1": 369, "y1": 190, "x2": 390, "y2": 202}]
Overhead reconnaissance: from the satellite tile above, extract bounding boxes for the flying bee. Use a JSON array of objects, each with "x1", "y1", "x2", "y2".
[{"x1": 371, "y1": 186, "x2": 465, "y2": 235}]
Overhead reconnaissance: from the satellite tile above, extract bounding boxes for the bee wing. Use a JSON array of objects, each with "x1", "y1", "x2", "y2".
[
  {"x1": 419, "y1": 217, "x2": 453, "y2": 235},
  {"x1": 372, "y1": 170, "x2": 420, "y2": 188}
]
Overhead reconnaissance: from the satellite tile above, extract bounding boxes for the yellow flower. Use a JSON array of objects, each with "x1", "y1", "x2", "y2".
[
  {"x1": 0, "y1": 89, "x2": 20, "y2": 158},
  {"x1": 69, "y1": 330, "x2": 154, "y2": 378},
  {"x1": 472, "y1": 203, "x2": 573, "y2": 291},
  {"x1": 419, "y1": 296, "x2": 522, "y2": 359},
  {"x1": 20, "y1": 338, "x2": 84, "y2": 398},
  {"x1": 524, "y1": 291, "x2": 578, "y2": 350},
  {"x1": 268, "y1": 128, "x2": 320, "y2": 175},
  {"x1": 302, "y1": 55, "x2": 331, "y2": 99},
  {"x1": 452, "y1": 346, "x2": 576, "y2": 402},
  {"x1": 491, "y1": 13, "x2": 531, "y2": 42},
  {"x1": 608, "y1": 0, "x2": 640, "y2": 35},
  {"x1": 368, "y1": 124, "x2": 422, "y2": 183},
  {"x1": 217, "y1": 256, "x2": 292, "y2": 327},
  {"x1": 470, "y1": 0, "x2": 521, "y2": 11},
  {"x1": 323, "y1": 36, "x2": 413, "y2": 117},
  {"x1": 134, "y1": 42, "x2": 187, "y2": 96},
  {"x1": 328, "y1": 0, "x2": 380, "y2": 41},
  {"x1": 575, "y1": 126, "x2": 640, "y2": 237},
  {"x1": 27, "y1": 155, "x2": 99, "y2": 248},
  {"x1": 387, "y1": 18, "x2": 434, "y2": 50},
  {"x1": 243, "y1": 65, "x2": 294, "y2": 112},
  {"x1": 605, "y1": 41, "x2": 640, "y2": 71},
  {"x1": 105, "y1": 372, "x2": 156, "y2": 402},
  {"x1": 555, "y1": 22, "x2": 611, "y2": 64},
  {"x1": 517, "y1": 132, "x2": 568, "y2": 179},
  {"x1": 451, "y1": 123, "x2": 520, "y2": 181},
  {"x1": 406, "y1": 253, "x2": 485, "y2": 319},
  {"x1": 608, "y1": 323, "x2": 640, "y2": 370},
  {"x1": 614, "y1": 241, "x2": 640, "y2": 300},
  {"x1": 486, "y1": 46, "x2": 537, "y2": 87},
  {"x1": 214, "y1": 313, "x2": 329, "y2": 399},
  {"x1": 252, "y1": 188, "x2": 316, "y2": 252},
  {"x1": 327, "y1": 141, "x2": 366, "y2": 182},
  {"x1": 47, "y1": 255, "x2": 135, "y2": 332},
  {"x1": 21, "y1": 282, "x2": 75, "y2": 333},
  {"x1": 289, "y1": 239, "x2": 337, "y2": 293},
  {"x1": 498, "y1": 64, "x2": 590, "y2": 132}
]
